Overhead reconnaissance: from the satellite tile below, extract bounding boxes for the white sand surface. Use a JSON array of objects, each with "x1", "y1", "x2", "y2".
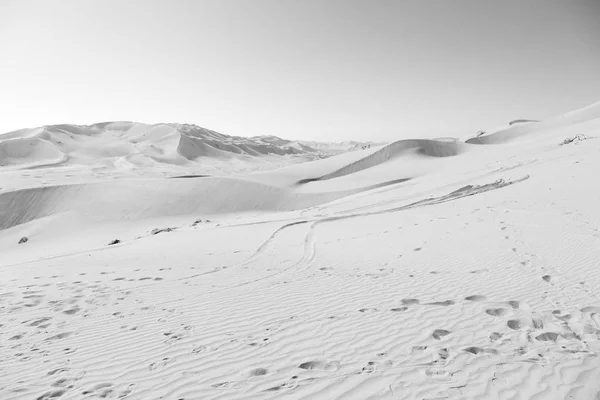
[{"x1": 1, "y1": 103, "x2": 600, "y2": 399}]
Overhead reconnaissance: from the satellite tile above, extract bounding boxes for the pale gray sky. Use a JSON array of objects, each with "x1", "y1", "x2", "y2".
[{"x1": 1, "y1": 0, "x2": 599, "y2": 141}]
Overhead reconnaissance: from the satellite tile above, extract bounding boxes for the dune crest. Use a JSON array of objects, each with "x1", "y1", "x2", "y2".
[
  {"x1": 297, "y1": 138, "x2": 467, "y2": 184},
  {"x1": 2, "y1": 100, "x2": 600, "y2": 400},
  {"x1": 0, "y1": 122, "x2": 374, "y2": 175}
]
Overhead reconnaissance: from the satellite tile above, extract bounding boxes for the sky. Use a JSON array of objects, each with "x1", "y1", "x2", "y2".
[{"x1": 1, "y1": 0, "x2": 599, "y2": 142}]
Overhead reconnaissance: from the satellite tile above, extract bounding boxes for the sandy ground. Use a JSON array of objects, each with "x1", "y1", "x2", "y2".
[{"x1": 1, "y1": 104, "x2": 600, "y2": 399}]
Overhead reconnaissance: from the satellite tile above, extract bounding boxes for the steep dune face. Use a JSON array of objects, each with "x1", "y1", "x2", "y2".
[
  {"x1": 0, "y1": 177, "x2": 377, "y2": 230},
  {"x1": 176, "y1": 134, "x2": 235, "y2": 160},
  {"x1": 298, "y1": 138, "x2": 467, "y2": 183},
  {"x1": 0, "y1": 137, "x2": 66, "y2": 167}
]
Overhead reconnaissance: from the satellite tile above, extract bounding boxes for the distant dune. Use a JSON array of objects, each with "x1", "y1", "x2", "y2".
[
  {"x1": 2, "y1": 101, "x2": 600, "y2": 400},
  {"x1": 0, "y1": 122, "x2": 375, "y2": 173},
  {"x1": 2, "y1": 101, "x2": 600, "y2": 228}
]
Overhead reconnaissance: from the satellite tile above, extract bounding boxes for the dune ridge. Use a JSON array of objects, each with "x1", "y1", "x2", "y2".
[
  {"x1": 297, "y1": 138, "x2": 467, "y2": 184},
  {"x1": 2, "y1": 101, "x2": 600, "y2": 400},
  {"x1": 0, "y1": 122, "x2": 375, "y2": 174}
]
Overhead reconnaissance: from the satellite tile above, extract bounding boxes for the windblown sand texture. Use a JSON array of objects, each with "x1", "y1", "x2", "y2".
[{"x1": 2, "y1": 102, "x2": 600, "y2": 399}]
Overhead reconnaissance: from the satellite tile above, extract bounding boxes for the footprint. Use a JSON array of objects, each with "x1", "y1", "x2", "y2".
[
  {"x1": 507, "y1": 319, "x2": 528, "y2": 330},
  {"x1": 192, "y1": 345, "x2": 207, "y2": 354},
  {"x1": 360, "y1": 361, "x2": 378, "y2": 374},
  {"x1": 51, "y1": 378, "x2": 70, "y2": 387},
  {"x1": 438, "y1": 348, "x2": 450, "y2": 360},
  {"x1": 542, "y1": 275, "x2": 552, "y2": 282},
  {"x1": 561, "y1": 331, "x2": 582, "y2": 341},
  {"x1": 581, "y1": 306, "x2": 600, "y2": 313},
  {"x1": 47, "y1": 368, "x2": 69, "y2": 376},
  {"x1": 46, "y1": 332, "x2": 72, "y2": 341},
  {"x1": 591, "y1": 314, "x2": 600, "y2": 329},
  {"x1": 427, "y1": 300, "x2": 455, "y2": 306},
  {"x1": 535, "y1": 332, "x2": 559, "y2": 342},
  {"x1": 36, "y1": 390, "x2": 66, "y2": 399},
  {"x1": 463, "y1": 346, "x2": 483, "y2": 355},
  {"x1": 149, "y1": 357, "x2": 175, "y2": 370},
  {"x1": 298, "y1": 360, "x2": 339, "y2": 371},
  {"x1": 489, "y1": 332, "x2": 503, "y2": 341},
  {"x1": 485, "y1": 308, "x2": 508, "y2": 317},
  {"x1": 555, "y1": 313, "x2": 572, "y2": 321},
  {"x1": 465, "y1": 295, "x2": 486, "y2": 302},
  {"x1": 507, "y1": 301, "x2": 520, "y2": 309},
  {"x1": 359, "y1": 308, "x2": 378, "y2": 313},
  {"x1": 212, "y1": 381, "x2": 235, "y2": 389},
  {"x1": 432, "y1": 329, "x2": 451, "y2": 340},
  {"x1": 401, "y1": 298, "x2": 420, "y2": 305},
  {"x1": 82, "y1": 383, "x2": 113, "y2": 395},
  {"x1": 391, "y1": 307, "x2": 408, "y2": 312},
  {"x1": 264, "y1": 377, "x2": 299, "y2": 392},
  {"x1": 470, "y1": 269, "x2": 489, "y2": 274},
  {"x1": 249, "y1": 368, "x2": 268, "y2": 376},
  {"x1": 63, "y1": 307, "x2": 80, "y2": 315},
  {"x1": 532, "y1": 317, "x2": 544, "y2": 329},
  {"x1": 117, "y1": 384, "x2": 135, "y2": 398},
  {"x1": 424, "y1": 368, "x2": 450, "y2": 380}
]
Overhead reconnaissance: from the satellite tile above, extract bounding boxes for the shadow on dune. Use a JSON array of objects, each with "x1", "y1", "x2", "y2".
[
  {"x1": 169, "y1": 175, "x2": 211, "y2": 179},
  {"x1": 296, "y1": 138, "x2": 466, "y2": 185},
  {"x1": 0, "y1": 175, "x2": 412, "y2": 230}
]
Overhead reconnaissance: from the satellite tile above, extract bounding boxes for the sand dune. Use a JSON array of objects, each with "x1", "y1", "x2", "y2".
[
  {"x1": 296, "y1": 138, "x2": 467, "y2": 184},
  {"x1": 467, "y1": 100, "x2": 600, "y2": 144},
  {"x1": 2, "y1": 101, "x2": 600, "y2": 400},
  {"x1": 0, "y1": 177, "x2": 368, "y2": 230},
  {"x1": 0, "y1": 136, "x2": 66, "y2": 167},
  {"x1": 0, "y1": 122, "x2": 374, "y2": 177}
]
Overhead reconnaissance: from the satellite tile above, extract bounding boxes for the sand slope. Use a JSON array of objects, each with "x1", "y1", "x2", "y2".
[
  {"x1": 467, "y1": 100, "x2": 600, "y2": 144},
  {"x1": 1, "y1": 102, "x2": 600, "y2": 400},
  {"x1": 0, "y1": 122, "x2": 376, "y2": 176}
]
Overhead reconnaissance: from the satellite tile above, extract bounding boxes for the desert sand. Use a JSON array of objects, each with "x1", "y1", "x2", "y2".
[{"x1": 1, "y1": 102, "x2": 600, "y2": 399}]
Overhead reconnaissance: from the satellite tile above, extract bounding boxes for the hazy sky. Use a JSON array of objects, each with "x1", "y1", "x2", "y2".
[{"x1": 1, "y1": 0, "x2": 599, "y2": 141}]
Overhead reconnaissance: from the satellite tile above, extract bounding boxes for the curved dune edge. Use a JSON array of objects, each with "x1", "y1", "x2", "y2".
[
  {"x1": 3, "y1": 102, "x2": 600, "y2": 400},
  {"x1": 0, "y1": 136, "x2": 67, "y2": 167},
  {"x1": 509, "y1": 119, "x2": 539, "y2": 125},
  {"x1": 0, "y1": 122, "x2": 333, "y2": 172},
  {"x1": 0, "y1": 175, "x2": 415, "y2": 230},
  {"x1": 467, "y1": 101, "x2": 600, "y2": 144},
  {"x1": 297, "y1": 138, "x2": 467, "y2": 184}
]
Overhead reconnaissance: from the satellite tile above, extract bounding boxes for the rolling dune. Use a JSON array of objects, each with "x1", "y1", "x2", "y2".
[
  {"x1": 467, "y1": 101, "x2": 600, "y2": 144},
  {"x1": 296, "y1": 138, "x2": 467, "y2": 184},
  {"x1": 0, "y1": 122, "x2": 373, "y2": 176},
  {"x1": 1, "y1": 101, "x2": 600, "y2": 400}
]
